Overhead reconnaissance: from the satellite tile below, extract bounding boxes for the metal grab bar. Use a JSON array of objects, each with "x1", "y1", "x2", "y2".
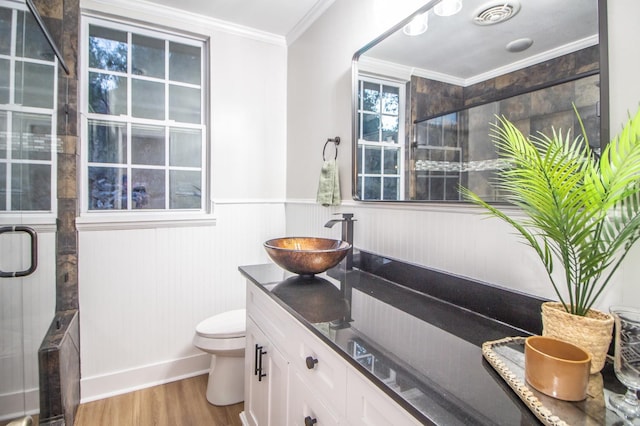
[{"x1": 0, "y1": 226, "x2": 38, "y2": 278}]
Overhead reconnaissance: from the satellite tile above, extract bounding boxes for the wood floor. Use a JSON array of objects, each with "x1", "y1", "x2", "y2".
[{"x1": 74, "y1": 375, "x2": 244, "y2": 426}]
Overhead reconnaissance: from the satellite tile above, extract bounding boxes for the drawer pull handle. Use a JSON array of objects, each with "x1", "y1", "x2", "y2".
[
  {"x1": 255, "y1": 344, "x2": 267, "y2": 381},
  {"x1": 258, "y1": 345, "x2": 267, "y2": 381},
  {"x1": 305, "y1": 356, "x2": 318, "y2": 370},
  {"x1": 304, "y1": 416, "x2": 317, "y2": 426}
]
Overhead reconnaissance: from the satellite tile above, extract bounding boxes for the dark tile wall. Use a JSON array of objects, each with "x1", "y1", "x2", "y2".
[{"x1": 34, "y1": 0, "x2": 81, "y2": 424}]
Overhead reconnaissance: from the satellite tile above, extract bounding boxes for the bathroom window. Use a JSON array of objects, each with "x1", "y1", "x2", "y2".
[
  {"x1": 81, "y1": 17, "x2": 206, "y2": 212},
  {"x1": 0, "y1": 4, "x2": 58, "y2": 213},
  {"x1": 355, "y1": 76, "x2": 405, "y2": 200}
]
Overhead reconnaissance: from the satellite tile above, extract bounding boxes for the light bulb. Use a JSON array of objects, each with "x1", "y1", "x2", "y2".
[
  {"x1": 434, "y1": 0, "x2": 462, "y2": 17},
  {"x1": 403, "y1": 12, "x2": 428, "y2": 36}
]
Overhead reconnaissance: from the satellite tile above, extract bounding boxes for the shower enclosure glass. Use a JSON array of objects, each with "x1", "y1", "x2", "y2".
[{"x1": 0, "y1": 0, "x2": 62, "y2": 421}]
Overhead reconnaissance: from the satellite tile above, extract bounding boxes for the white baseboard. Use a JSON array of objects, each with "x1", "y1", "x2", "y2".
[
  {"x1": 239, "y1": 411, "x2": 248, "y2": 426},
  {"x1": 0, "y1": 387, "x2": 39, "y2": 422},
  {"x1": 80, "y1": 353, "x2": 210, "y2": 403}
]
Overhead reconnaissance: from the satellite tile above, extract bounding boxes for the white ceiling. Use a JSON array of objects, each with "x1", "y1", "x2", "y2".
[
  {"x1": 139, "y1": 0, "x2": 334, "y2": 38},
  {"x1": 361, "y1": 0, "x2": 599, "y2": 84}
]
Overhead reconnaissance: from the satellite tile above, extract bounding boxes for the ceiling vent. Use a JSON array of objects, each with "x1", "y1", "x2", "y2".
[{"x1": 473, "y1": 1, "x2": 521, "y2": 25}]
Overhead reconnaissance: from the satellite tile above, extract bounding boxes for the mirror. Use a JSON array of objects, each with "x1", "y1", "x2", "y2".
[{"x1": 352, "y1": 0, "x2": 607, "y2": 202}]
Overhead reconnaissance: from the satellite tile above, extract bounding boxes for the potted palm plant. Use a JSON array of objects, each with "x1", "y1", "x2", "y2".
[{"x1": 461, "y1": 106, "x2": 640, "y2": 373}]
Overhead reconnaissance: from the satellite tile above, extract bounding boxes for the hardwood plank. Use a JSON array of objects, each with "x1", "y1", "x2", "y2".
[{"x1": 74, "y1": 375, "x2": 243, "y2": 426}]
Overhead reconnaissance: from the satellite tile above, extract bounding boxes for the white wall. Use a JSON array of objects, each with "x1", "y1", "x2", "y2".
[
  {"x1": 78, "y1": 0, "x2": 287, "y2": 401},
  {"x1": 286, "y1": 0, "x2": 640, "y2": 311}
]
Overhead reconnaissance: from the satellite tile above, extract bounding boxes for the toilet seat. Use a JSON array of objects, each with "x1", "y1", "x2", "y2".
[{"x1": 196, "y1": 309, "x2": 246, "y2": 339}]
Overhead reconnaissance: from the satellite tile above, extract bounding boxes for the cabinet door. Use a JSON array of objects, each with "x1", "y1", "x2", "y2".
[
  {"x1": 244, "y1": 317, "x2": 288, "y2": 426},
  {"x1": 288, "y1": 368, "x2": 341, "y2": 426}
]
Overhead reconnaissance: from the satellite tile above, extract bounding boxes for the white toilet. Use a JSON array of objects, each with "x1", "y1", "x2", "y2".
[{"x1": 193, "y1": 308, "x2": 246, "y2": 406}]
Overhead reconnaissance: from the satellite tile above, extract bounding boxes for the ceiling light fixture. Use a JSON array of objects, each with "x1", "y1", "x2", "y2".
[
  {"x1": 506, "y1": 38, "x2": 533, "y2": 52},
  {"x1": 403, "y1": 12, "x2": 429, "y2": 36},
  {"x1": 434, "y1": 0, "x2": 462, "y2": 17}
]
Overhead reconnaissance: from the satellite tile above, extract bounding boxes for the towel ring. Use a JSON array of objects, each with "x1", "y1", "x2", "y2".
[{"x1": 323, "y1": 136, "x2": 340, "y2": 161}]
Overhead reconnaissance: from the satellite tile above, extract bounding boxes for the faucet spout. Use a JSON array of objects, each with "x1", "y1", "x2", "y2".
[{"x1": 324, "y1": 213, "x2": 356, "y2": 270}]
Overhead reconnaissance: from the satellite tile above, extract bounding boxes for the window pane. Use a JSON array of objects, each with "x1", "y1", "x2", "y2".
[
  {"x1": 0, "y1": 162, "x2": 5, "y2": 210},
  {"x1": 364, "y1": 146, "x2": 381, "y2": 174},
  {"x1": 383, "y1": 177, "x2": 399, "y2": 200},
  {"x1": 363, "y1": 176, "x2": 380, "y2": 200},
  {"x1": 12, "y1": 113, "x2": 51, "y2": 160},
  {"x1": 170, "y1": 170, "x2": 200, "y2": 209},
  {"x1": 89, "y1": 72, "x2": 127, "y2": 115},
  {"x1": 89, "y1": 25, "x2": 127, "y2": 72},
  {"x1": 381, "y1": 116, "x2": 398, "y2": 142},
  {"x1": 11, "y1": 163, "x2": 50, "y2": 211},
  {"x1": 16, "y1": 11, "x2": 54, "y2": 61},
  {"x1": 382, "y1": 86, "x2": 399, "y2": 115},
  {"x1": 15, "y1": 62, "x2": 55, "y2": 108},
  {"x1": 362, "y1": 82, "x2": 380, "y2": 113},
  {"x1": 0, "y1": 7, "x2": 11, "y2": 55},
  {"x1": 131, "y1": 168, "x2": 164, "y2": 209},
  {"x1": 383, "y1": 147, "x2": 399, "y2": 175},
  {"x1": 0, "y1": 111, "x2": 6, "y2": 158},
  {"x1": 132, "y1": 125, "x2": 164, "y2": 165},
  {"x1": 0, "y1": 59, "x2": 9, "y2": 103},
  {"x1": 169, "y1": 85, "x2": 200, "y2": 124},
  {"x1": 170, "y1": 128, "x2": 201, "y2": 167},
  {"x1": 362, "y1": 114, "x2": 379, "y2": 141},
  {"x1": 169, "y1": 42, "x2": 200, "y2": 85},
  {"x1": 88, "y1": 166, "x2": 127, "y2": 210},
  {"x1": 427, "y1": 117, "x2": 442, "y2": 146},
  {"x1": 88, "y1": 120, "x2": 127, "y2": 163},
  {"x1": 132, "y1": 79, "x2": 165, "y2": 120},
  {"x1": 132, "y1": 34, "x2": 164, "y2": 78}
]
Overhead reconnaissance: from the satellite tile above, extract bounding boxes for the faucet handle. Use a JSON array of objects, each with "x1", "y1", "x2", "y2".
[{"x1": 333, "y1": 212, "x2": 355, "y2": 220}]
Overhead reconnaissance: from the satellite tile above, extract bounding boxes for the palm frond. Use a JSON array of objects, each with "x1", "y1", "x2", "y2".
[{"x1": 462, "y1": 107, "x2": 640, "y2": 315}]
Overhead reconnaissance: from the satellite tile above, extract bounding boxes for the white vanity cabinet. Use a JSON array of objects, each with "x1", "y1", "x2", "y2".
[{"x1": 244, "y1": 279, "x2": 422, "y2": 426}]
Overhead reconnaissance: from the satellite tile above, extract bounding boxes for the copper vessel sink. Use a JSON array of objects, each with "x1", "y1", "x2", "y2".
[{"x1": 264, "y1": 237, "x2": 351, "y2": 277}]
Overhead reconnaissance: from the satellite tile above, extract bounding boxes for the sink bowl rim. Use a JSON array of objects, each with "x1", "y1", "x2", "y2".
[{"x1": 263, "y1": 237, "x2": 352, "y2": 253}]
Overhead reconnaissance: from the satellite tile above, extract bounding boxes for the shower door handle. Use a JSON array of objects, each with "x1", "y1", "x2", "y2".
[{"x1": 0, "y1": 226, "x2": 38, "y2": 278}]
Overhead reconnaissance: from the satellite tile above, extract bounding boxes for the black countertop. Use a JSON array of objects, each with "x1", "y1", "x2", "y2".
[{"x1": 239, "y1": 251, "x2": 626, "y2": 425}]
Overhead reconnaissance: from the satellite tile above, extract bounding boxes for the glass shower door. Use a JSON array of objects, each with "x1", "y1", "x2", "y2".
[{"x1": 0, "y1": 2, "x2": 58, "y2": 422}]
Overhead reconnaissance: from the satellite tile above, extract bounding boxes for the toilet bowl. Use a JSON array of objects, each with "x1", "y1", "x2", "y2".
[{"x1": 193, "y1": 308, "x2": 246, "y2": 406}]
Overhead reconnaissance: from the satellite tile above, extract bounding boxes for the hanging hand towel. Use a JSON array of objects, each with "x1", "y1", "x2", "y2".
[{"x1": 316, "y1": 159, "x2": 341, "y2": 206}]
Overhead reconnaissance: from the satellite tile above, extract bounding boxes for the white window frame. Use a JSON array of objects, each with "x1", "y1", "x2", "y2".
[
  {"x1": 79, "y1": 14, "x2": 209, "y2": 223},
  {"x1": 356, "y1": 75, "x2": 406, "y2": 201},
  {"x1": 0, "y1": 0, "x2": 58, "y2": 224}
]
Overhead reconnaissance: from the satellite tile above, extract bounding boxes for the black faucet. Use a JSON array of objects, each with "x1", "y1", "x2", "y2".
[{"x1": 324, "y1": 213, "x2": 355, "y2": 270}]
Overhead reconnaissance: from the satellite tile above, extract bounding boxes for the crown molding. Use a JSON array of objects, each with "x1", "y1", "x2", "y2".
[
  {"x1": 286, "y1": 0, "x2": 336, "y2": 45},
  {"x1": 81, "y1": 0, "x2": 286, "y2": 46},
  {"x1": 358, "y1": 34, "x2": 598, "y2": 87}
]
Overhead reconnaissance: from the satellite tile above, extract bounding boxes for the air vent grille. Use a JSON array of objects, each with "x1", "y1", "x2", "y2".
[{"x1": 474, "y1": 2, "x2": 520, "y2": 25}]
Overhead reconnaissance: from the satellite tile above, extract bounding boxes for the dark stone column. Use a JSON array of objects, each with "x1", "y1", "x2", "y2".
[{"x1": 34, "y1": 0, "x2": 81, "y2": 424}]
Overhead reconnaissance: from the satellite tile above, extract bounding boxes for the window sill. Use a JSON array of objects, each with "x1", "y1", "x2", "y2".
[{"x1": 76, "y1": 212, "x2": 216, "y2": 231}]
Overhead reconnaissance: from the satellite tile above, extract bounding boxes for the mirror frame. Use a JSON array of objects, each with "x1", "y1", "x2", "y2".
[{"x1": 351, "y1": 0, "x2": 609, "y2": 203}]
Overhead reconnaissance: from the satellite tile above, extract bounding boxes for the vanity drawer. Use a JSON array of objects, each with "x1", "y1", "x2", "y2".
[
  {"x1": 289, "y1": 367, "x2": 342, "y2": 426},
  {"x1": 287, "y1": 319, "x2": 348, "y2": 417},
  {"x1": 346, "y1": 369, "x2": 422, "y2": 426}
]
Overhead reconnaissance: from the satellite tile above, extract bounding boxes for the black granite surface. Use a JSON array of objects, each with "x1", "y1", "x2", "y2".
[{"x1": 239, "y1": 252, "x2": 626, "y2": 425}]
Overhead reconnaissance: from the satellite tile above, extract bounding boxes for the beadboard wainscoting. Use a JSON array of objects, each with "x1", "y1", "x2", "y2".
[
  {"x1": 284, "y1": 200, "x2": 627, "y2": 311},
  {"x1": 78, "y1": 202, "x2": 285, "y2": 402},
  {"x1": 0, "y1": 227, "x2": 56, "y2": 421}
]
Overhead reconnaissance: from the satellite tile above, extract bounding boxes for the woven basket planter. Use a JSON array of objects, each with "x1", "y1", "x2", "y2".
[{"x1": 541, "y1": 302, "x2": 614, "y2": 374}]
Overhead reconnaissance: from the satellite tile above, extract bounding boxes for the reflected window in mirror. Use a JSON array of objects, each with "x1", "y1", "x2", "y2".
[{"x1": 355, "y1": 76, "x2": 405, "y2": 200}]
